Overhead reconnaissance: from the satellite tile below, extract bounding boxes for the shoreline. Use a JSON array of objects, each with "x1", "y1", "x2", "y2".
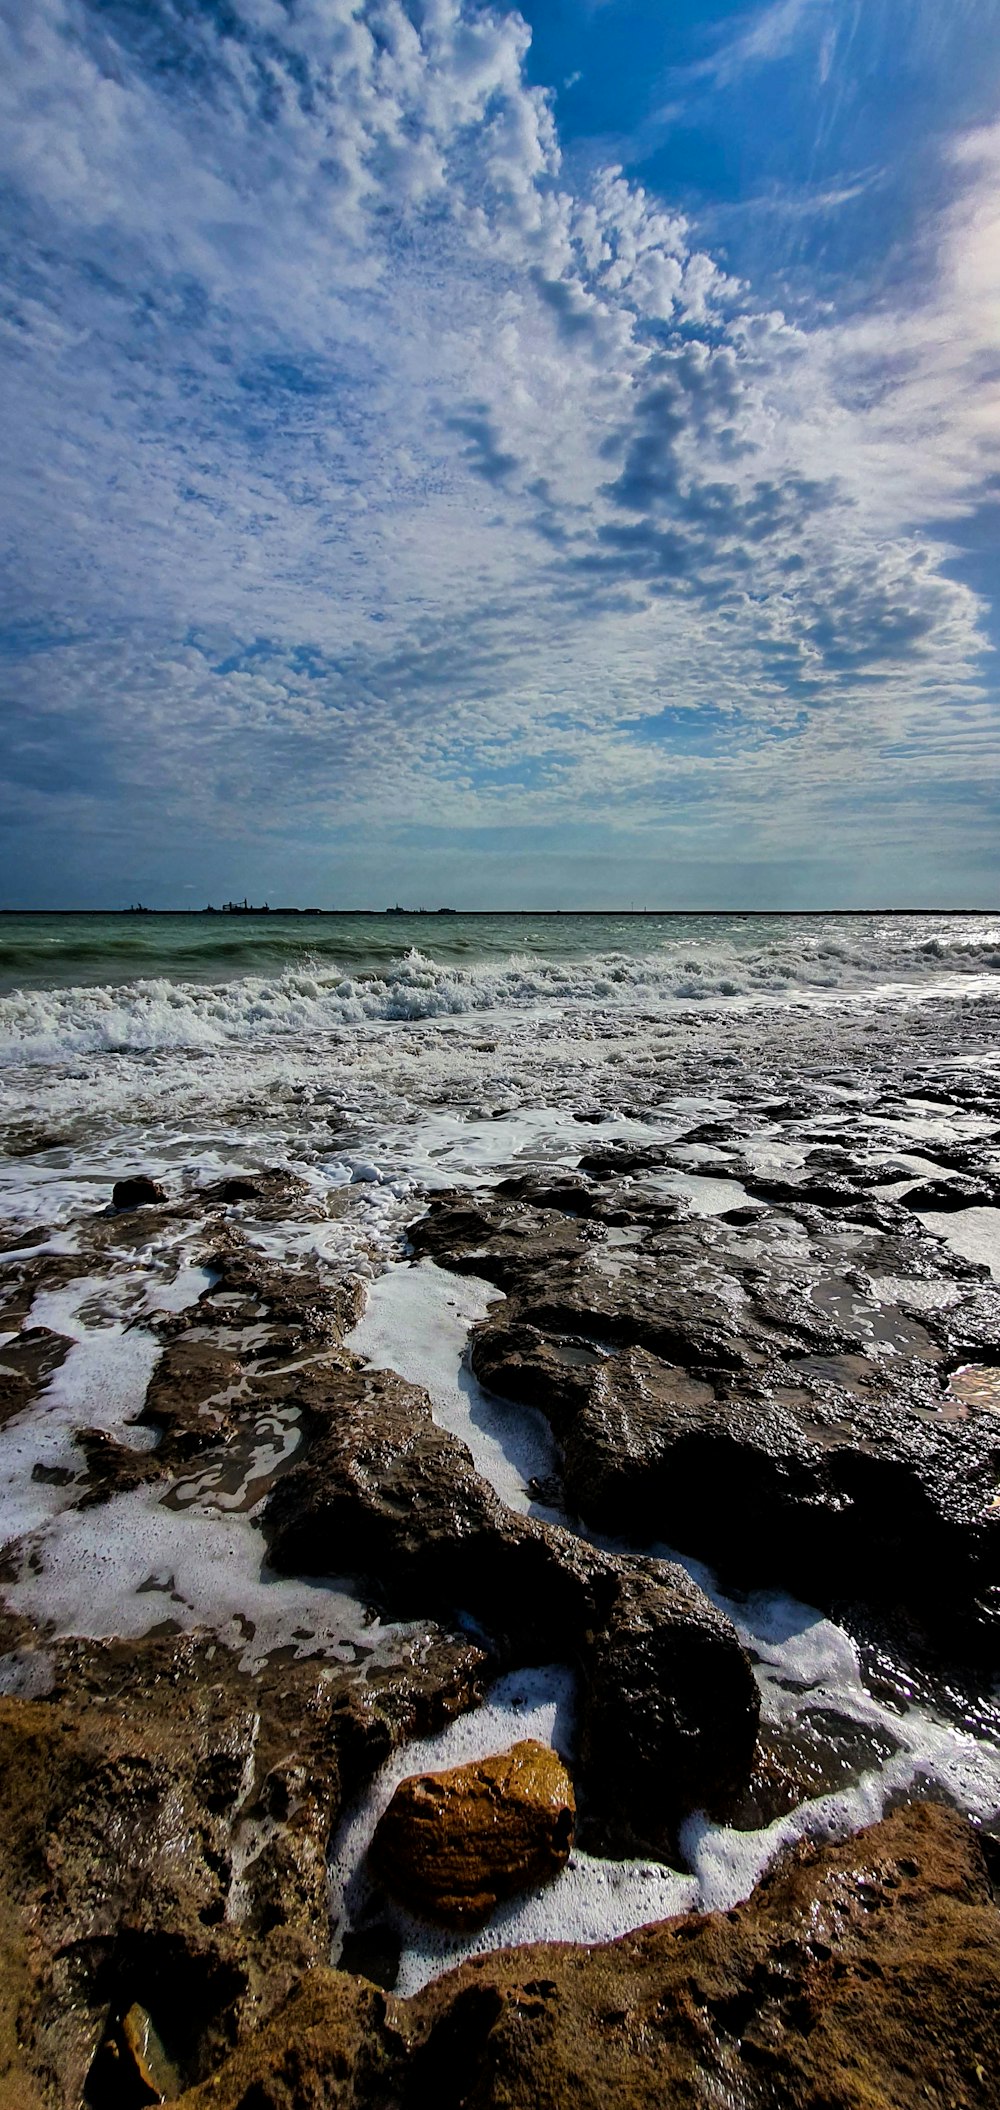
[{"x1": 0, "y1": 940, "x2": 998, "y2": 2098}]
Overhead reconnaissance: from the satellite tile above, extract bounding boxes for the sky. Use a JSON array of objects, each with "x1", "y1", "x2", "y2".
[{"x1": 1, "y1": 0, "x2": 999, "y2": 909}]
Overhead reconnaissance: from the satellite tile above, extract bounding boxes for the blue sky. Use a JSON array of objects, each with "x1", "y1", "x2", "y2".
[{"x1": 1, "y1": 0, "x2": 999, "y2": 908}]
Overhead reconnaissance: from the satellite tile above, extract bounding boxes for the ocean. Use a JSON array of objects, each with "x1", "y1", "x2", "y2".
[{"x1": 1, "y1": 908, "x2": 999, "y2": 1989}]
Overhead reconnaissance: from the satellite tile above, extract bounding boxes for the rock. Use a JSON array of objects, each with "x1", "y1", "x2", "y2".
[
  {"x1": 264, "y1": 1363, "x2": 759, "y2": 1853},
  {"x1": 206, "y1": 1176, "x2": 261, "y2": 1203},
  {"x1": 149, "y1": 1335, "x2": 245, "y2": 1426},
  {"x1": 368, "y1": 1740, "x2": 575, "y2": 1928},
  {"x1": 171, "y1": 1971, "x2": 394, "y2": 2110},
  {"x1": 902, "y1": 1177, "x2": 997, "y2": 1212},
  {"x1": 112, "y1": 1175, "x2": 168, "y2": 1210},
  {"x1": 407, "y1": 1193, "x2": 603, "y2": 1291},
  {"x1": 198, "y1": 1169, "x2": 348, "y2": 1222},
  {"x1": 0, "y1": 1626, "x2": 487, "y2": 2107},
  {"x1": 580, "y1": 1565, "x2": 759, "y2": 1856},
  {"x1": 443, "y1": 1186, "x2": 1000, "y2": 1651},
  {"x1": 86, "y1": 1999, "x2": 182, "y2": 2104},
  {"x1": 174, "y1": 1804, "x2": 1000, "y2": 2110},
  {"x1": 197, "y1": 1241, "x2": 364, "y2": 1354},
  {"x1": 0, "y1": 1327, "x2": 74, "y2": 1427}
]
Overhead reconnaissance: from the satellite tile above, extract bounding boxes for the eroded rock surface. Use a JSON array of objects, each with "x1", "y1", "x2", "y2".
[
  {"x1": 0, "y1": 1625, "x2": 487, "y2": 2109},
  {"x1": 0, "y1": 1326, "x2": 73, "y2": 1426},
  {"x1": 2, "y1": 1041, "x2": 999, "y2": 2105},
  {"x1": 176, "y1": 1803, "x2": 1000, "y2": 2110},
  {"x1": 411, "y1": 1185, "x2": 1000, "y2": 1650},
  {"x1": 369, "y1": 1739, "x2": 575, "y2": 1928}
]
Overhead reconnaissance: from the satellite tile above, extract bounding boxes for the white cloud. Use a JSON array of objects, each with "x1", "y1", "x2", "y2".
[{"x1": 0, "y1": 0, "x2": 997, "y2": 891}]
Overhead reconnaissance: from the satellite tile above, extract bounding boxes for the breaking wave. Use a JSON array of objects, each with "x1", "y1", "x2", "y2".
[{"x1": 2, "y1": 913, "x2": 1000, "y2": 1067}]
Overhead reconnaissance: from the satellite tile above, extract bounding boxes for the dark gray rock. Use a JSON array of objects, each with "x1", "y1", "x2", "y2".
[
  {"x1": 420, "y1": 1184, "x2": 1000, "y2": 1652},
  {"x1": 112, "y1": 1175, "x2": 167, "y2": 1210}
]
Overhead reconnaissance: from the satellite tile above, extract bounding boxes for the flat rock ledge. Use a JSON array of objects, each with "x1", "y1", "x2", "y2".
[
  {"x1": 177, "y1": 1803, "x2": 1000, "y2": 2109},
  {"x1": 411, "y1": 1184, "x2": 1000, "y2": 1652},
  {"x1": 264, "y1": 1361, "x2": 760, "y2": 1857},
  {"x1": 369, "y1": 1739, "x2": 575, "y2": 1928}
]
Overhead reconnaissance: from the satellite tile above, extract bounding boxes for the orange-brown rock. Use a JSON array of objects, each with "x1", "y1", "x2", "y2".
[
  {"x1": 0, "y1": 1626, "x2": 487, "y2": 2108},
  {"x1": 177, "y1": 1802, "x2": 1000, "y2": 2110},
  {"x1": 369, "y1": 1740, "x2": 575, "y2": 1928}
]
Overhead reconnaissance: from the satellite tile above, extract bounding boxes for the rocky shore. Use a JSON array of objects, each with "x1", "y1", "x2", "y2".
[{"x1": 0, "y1": 995, "x2": 998, "y2": 2104}]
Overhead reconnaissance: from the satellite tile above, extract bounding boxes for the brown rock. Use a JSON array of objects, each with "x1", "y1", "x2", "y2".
[
  {"x1": 369, "y1": 1740, "x2": 575, "y2": 1928},
  {"x1": 0, "y1": 1326, "x2": 74, "y2": 1427},
  {"x1": 175, "y1": 1804, "x2": 1000, "y2": 2110},
  {"x1": 0, "y1": 1625, "x2": 487, "y2": 2107},
  {"x1": 85, "y1": 1999, "x2": 182, "y2": 2105}
]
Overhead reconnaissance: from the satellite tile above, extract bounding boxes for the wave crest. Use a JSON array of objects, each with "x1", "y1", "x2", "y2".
[{"x1": 1, "y1": 919, "x2": 999, "y2": 1067}]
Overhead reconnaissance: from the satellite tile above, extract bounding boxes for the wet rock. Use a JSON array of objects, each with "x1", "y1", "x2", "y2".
[
  {"x1": 0, "y1": 1326, "x2": 74, "y2": 1426},
  {"x1": 0, "y1": 1625, "x2": 487, "y2": 2107},
  {"x1": 2, "y1": 1125, "x2": 75, "y2": 1159},
  {"x1": 581, "y1": 1563, "x2": 759, "y2": 1855},
  {"x1": 112, "y1": 1176, "x2": 168, "y2": 1211},
  {"x1": 574, "y1": 1142, "x2": 679, "y2": 1179},
  {"x1": 0, "y1": 1246, "x2": 88, "y2": 1331},
  {"x1": 369, "y1": 1740, "x2": 575, "y2": 1928},
  {"x1": 729, "y1": 1710, "x2": 902, "y2": 1831},
  {"x1": 740, "y1": 1170, "x2": 876, "y2": 1209},
  {"x1": 265, "y1": 1363, "x2": 596, "y2": 1652},
  {"x1": 196, "y1": 1240, "x2": 364, "y2": 1356},
  {"x1": 197, "y1": 1168, "x2": 348, "y2": 1224},
  {"x1": 448, "y1": 1192, "x2": 1000, "y2": 1650},
  {"x1": 172, "y1": 1971, "x2": 396, "y2": 2110},
  {"x1": 141, "y1": 1338, "x2": 246, "y2": 1456},
  {"x1": 85, "y1": 1999, "x2": 182, "y2": 2105},
  {"x1": 202, "y1": 1176, "x2": 262, "y2": 1204},
  {"x1": 265, "y1": 1362, "x2": 759, "y2": 1852},
  {"x1": 902, "y1": 1177, "x2": 998, "y2": 1211},
  {"x1": 408, "y1": 1193, "x2": 602, "y2": 1292},
  {"x1": 0, "y1": 1222, "x2": 49, "y2": 1254},
  {"x1": 175, "y1": 1804, "x2": 1000, "y2": 2110}
]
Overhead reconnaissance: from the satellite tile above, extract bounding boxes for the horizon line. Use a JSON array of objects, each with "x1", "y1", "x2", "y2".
[{"x1": 1, "y1": 906, "x2": 997, "y2": 920}]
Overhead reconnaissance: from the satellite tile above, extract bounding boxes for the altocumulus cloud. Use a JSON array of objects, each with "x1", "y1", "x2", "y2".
[{"x1": 0, "y1": 0, "x2": 999, "y2": 901}]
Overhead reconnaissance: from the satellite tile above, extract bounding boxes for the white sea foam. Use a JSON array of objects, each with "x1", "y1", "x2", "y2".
[
  {"x1": 3, "y1": 916, "x2": 1000, "y2": 1070},
  {"x1": 918, "y1": 1207, "x2": 1000, "y2": 1281},
  {"x1": 2, "y1": 1480, "x2": 414, "y2": 1670},
  {"x1": 0, "y1": 1274, "x2": 164, "y2": 1546},
  {"x1": 346, "y1": 1260, "x2": 559, "y2": 1514}
]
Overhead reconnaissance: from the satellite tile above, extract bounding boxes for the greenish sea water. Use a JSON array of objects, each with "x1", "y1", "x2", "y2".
[{"x1": 2, "y1": 908, "x2": 999, "y2": 998}]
